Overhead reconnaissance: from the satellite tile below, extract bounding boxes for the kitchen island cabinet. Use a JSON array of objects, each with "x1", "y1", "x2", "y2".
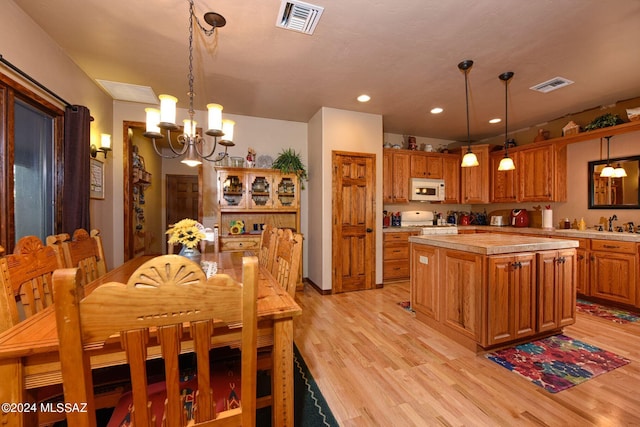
[{"x1": 410, "y1": 233, "x2": 578, "y2": 352}]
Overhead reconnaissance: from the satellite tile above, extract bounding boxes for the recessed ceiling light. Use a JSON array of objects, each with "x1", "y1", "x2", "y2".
[
  {"x1": 489, "y1": 118, "x2": 502, "y2": 124},
  {"x1": 357, "y1": 94, "x2": 371, "y2": 102},
  {"x1": 430, "y1": 107, "x2": 443, "y2": 114}
]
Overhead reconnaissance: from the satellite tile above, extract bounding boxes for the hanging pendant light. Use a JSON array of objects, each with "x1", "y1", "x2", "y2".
[
  {"x1": 459, "y1": 60, "x2": 479, "y2": 168},
  {"x1": 600, "y1": 136, "x2": 615, "y2": 177},
  {"x1": 143, "y1": 0, "x2": 235, "y2": 167},
  {"x1": 613, "y1": 163, "x2": 627, "y2": 178},
  {"x1": 498, "y1": 71, "x2": 515, "y2": 171}
]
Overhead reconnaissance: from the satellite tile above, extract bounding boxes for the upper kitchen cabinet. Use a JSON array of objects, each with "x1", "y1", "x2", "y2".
[
  {"x1": 383, "y1": 149, "x2": 410, "y2": 203},
  {"x1": 489, "y1": 141, "x2": 567, "y2": 203},
  {"x1": 518, "y1": 142, "x2": 567, "y2": 202},
  {"x1": 490, "y1": 150, "x2": 518, "y2": 203},
  {"x1": 442, "y1": 155, "x2": 460, "y2": 203},
  {"x1": 410, "y1": 153, "x2": 443, "y2": 179},
  {"x1": 460, "y1": 144, "x2": 490, "y2": 204}
]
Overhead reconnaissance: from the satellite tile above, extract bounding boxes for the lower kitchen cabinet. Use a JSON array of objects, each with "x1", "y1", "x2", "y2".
[
  {"x1": 589, "y1": 239, "x2": 637, "y2": 306},
  {"x1": 487, "y1": 253, "x2": 536, "y2": 346},
  {"x1": 384, "y1": 231, "x2": 418, "y2": 281},
  {"x1": 537, "y1": 249, "x2": 576, "y2": 332},
  {"x1": 410, "y1": 244, "x2": 439, "y2": 320}
]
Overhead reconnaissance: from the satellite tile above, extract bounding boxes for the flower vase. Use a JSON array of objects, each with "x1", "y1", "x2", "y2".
[{"x1": 178, "y1": 246, "x2": 201, "y2": 264}]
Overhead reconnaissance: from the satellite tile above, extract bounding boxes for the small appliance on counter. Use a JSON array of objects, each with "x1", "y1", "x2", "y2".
[
  {"x1": 490, "y1": 216, "x2": 504, "y2": 226},
  {"x1": 510, "y1": 209, "x2": 530, "y2": 227}
]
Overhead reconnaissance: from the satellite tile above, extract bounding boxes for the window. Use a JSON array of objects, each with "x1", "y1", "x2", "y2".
[
  {"x1": 13, "y1": 100, "x2": 55, "y2": 242},
  {"x1": 0, "y1": 73, "x2": 64, "y2": 252}
]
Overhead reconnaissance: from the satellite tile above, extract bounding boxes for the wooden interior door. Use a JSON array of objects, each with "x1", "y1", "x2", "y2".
[
  {"x1": 166, "y1": 174, "x2": 199, "y2": 251},
  {"x1": 332, "y1": 151, "x2": 375, "y2": 293}
]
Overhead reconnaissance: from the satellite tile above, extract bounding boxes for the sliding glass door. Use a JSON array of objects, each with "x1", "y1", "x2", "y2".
[{"x1": 13, "y1": 99, "x2": 55, "y2": 242}]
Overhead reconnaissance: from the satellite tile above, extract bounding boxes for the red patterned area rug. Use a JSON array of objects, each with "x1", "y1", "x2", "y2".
[
  {"x1": 485, "y1": 334, "x2": 630, "y2": 393},
  {"x1": 576, "y1": 299, "x2": 640, "y2": 324}
]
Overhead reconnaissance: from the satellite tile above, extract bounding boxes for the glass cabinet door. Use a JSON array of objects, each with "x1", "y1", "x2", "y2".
[
  {"x1": 274, "y1": 174, "x2": 299, "y2": 209},
  {"x1": 248, "y1": 173, "x2": 273, "y2": 208},
  {"x1": 219, "y1": 171, "x2": 246, "y2": 209}
]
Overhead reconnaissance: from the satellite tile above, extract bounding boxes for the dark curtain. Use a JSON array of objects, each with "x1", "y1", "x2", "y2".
[{"x1": 62, "y1": 105, "x2": 91, "y2": 233}]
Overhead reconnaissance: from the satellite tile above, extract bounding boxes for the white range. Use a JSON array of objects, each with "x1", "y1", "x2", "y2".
[{"x1": 399, "y1": 210, "x2": 458, "y2": 235}]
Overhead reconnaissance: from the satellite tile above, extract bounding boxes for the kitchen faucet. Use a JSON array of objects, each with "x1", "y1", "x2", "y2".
[{"x1": 608, "y1": 214, "x2": 618, "y2": 232}]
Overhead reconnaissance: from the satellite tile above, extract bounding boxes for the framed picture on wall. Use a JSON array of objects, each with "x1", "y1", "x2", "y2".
[{"x1": 90, "y1": 158, "x2": 105, "y2": 199}]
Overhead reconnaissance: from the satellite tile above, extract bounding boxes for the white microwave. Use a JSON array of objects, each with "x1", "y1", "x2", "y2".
[{"x1": 410, "y1": 178, "x2": 445, "y2": 201}]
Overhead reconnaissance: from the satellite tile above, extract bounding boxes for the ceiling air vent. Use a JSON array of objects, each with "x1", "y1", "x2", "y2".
[
  {"x1": 276, "y1": 0, "x2": 324, "y2": 35},
  {"x1": 530, "y1": 77, "x2": 574, "y2": 93}
]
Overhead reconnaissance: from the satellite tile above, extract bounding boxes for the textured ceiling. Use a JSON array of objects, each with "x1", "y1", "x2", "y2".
[{"x1": 12, "y1": 0, "x2": 640, "y2": 142}]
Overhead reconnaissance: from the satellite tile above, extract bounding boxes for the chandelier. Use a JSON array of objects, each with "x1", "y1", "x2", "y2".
[{"x1": 143, "y1": 0, "x2": 234, "y2": 167}]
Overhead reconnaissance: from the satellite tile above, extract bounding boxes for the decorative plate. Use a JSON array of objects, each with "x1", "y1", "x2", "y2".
[{"x1": 256, "y1": 155, "x2": 274, "y2": 168}]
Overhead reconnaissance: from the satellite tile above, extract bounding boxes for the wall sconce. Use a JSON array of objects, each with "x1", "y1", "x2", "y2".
[{"x1": 91, "y1": 133, "x2": 112, "y2": 159}]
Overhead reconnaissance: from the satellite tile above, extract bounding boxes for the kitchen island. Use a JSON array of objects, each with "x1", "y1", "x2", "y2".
[{"x1": 409, "y1": 233, "x2": 579, "y2": 352}]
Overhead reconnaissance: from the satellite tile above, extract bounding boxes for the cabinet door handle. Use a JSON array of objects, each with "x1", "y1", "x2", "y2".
[
  {"x1": 590, "y1": 255, "x2": 596, "y2": 261},
  {"x1": 556, "y1": 256, "x2": 566, "y2": 264},
  {"x1": 577, "y1": 254, "x2": 584, "y2": 260},
  {"x1": 511, "y1": 262, "x2": 522, "y2": 269},
  {"x1": 366, "y1": 228, "x2": 373, "y2": 233},
  {"x1": 603, "y1": 244, "x2": 620, "y2": 249}
]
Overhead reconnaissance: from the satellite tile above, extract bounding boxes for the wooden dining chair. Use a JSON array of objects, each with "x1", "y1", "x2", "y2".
[
  {"x1": 53, "y1": 254, "x2": 258, "y2": 427},
  {"x1": 0, "y1": 236, "x2": 63, "y2": 332},
  {"x1": 270, "y1": 229, "x2": 303, "y2": 297},
  {"x1": 258, "y1": 224, "x2": 278, "y2": 272},
  {"x1": 56, "y1": 229, "x2": 107, "y2": 286}
]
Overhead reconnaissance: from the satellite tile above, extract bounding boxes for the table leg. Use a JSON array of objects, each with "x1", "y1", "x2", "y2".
[
  {"x1": 272, "y1": 318, "x2": 294, "y2": 427},
  {"x1": 0, "y1": 357, "x2": 36, "y2": 427}
]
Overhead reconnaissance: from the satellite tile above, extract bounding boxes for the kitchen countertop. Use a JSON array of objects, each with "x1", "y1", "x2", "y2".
[
  {"x1": 384, "y1": 224, "x2": 640, "y2": 242},
  {"x1": 409, "y1": 233, "x2": 579, "y2": 255},
  {"x1": 458, "y1": 225, "x2": 640, "y2": 242}
]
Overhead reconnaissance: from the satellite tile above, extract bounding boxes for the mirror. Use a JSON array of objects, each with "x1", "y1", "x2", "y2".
[{"x1": 588, "y1": 155, "x2": 640, "y2": 209}]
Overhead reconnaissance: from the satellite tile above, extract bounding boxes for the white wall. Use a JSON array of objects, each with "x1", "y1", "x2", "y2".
[{"x1": 307, "y1": 107, "x2": 383, "y2": 290}]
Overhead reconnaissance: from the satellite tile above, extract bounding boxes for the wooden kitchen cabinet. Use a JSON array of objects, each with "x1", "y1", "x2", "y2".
[
  {"x1": 410, "y1": 243, "x2": 439, "y2": 319},
  {"x1": 410, "y1": 154, "x2": 443, "y2": 179},
  {"x1": 441, "y1": 249, "x2": 483, "y2": 341},
  {"x1": 537, "y1": 249, "x2": 576, "y2": 332},
  {"x1": 383, "y1": 150, "x2": 410, "y2": 203},
  {"x1": 460, "y1": 144, "x2": 490, "y2": 204},
  {"x1": 383, "y1": 231, "x2": 418, "y2": 281},
  {"x1": 486, "y1": 253, "x2": 536, "y2": 346},
  {"x1": 560, "y1": 237, "x2": 590, "y2": 296},
  {"x1": 441, "y1": 155, "x2": 460, "y2": 203},
  {"x1": 517, "y1": 142, "x2": 567, "y2": 202},
  {"x1": 490, "y1": 150, "x2": 518, "y2": 203},
  {"x1": 589, "y1": 239, "x2": 637, "y2": 306}
]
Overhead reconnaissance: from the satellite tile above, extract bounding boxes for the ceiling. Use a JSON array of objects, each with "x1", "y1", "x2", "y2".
[{"x1": 13, "y1": 0, "x2": 640, "y2": 142}]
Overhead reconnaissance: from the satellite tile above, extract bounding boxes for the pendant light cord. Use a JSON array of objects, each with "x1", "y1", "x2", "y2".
[{"x1": 465, "y1": 70, "x2": 471, "y2": 152}]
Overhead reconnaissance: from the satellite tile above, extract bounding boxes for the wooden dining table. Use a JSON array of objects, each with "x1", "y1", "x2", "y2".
[{"x1": 0, "y1": 251, "x2": 302, "y2": 426}]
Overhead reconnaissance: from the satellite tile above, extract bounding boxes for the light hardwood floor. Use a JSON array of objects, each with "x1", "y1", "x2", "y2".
[{"x1": 293, "y1": 281, "x2": 640, "y2": 427}]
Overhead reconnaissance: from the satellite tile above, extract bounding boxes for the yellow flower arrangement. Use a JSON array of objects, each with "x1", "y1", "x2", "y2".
[{"x1": 166, "y1": 219, "x2": 206, "y2": 249}]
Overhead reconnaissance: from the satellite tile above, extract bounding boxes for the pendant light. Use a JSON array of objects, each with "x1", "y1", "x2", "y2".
[
  {"x1": 459, "y1": 60, "x2": 479, "y2": 167},
  {"x1": 497, "y1": 71, "x2": 515, "y2": 171},
  {"x1": 613, "y1": 163, "x2": 627, "y2": 178},
  {"x1": 600, "y1": 136, "x2": 615, "y2": 177}
]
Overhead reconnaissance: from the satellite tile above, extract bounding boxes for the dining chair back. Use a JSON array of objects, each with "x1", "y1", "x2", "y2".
[
  {"x1": 53, "y1": 255, "x2": 258, "y2": 427},
  {"x1": 0, "y1": 236, "x2": 63, "y2": 331},
  {"x1": 258, "y1": 224, "x2": 278, "y2": 272},
  {"x1": 271, "y1": 229, "x2": 303, "y2": 297},
  {"x1": 57, "y1": 229, "x2": 107, "y2": 286}
]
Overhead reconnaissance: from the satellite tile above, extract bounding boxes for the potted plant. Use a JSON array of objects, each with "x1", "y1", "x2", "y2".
[
  {"x1": 271, "y1": 148, "x2": 308, "y2": 189},
  {"x1": 584, "y1": 113, "x2": 623, "y2": 131}
]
